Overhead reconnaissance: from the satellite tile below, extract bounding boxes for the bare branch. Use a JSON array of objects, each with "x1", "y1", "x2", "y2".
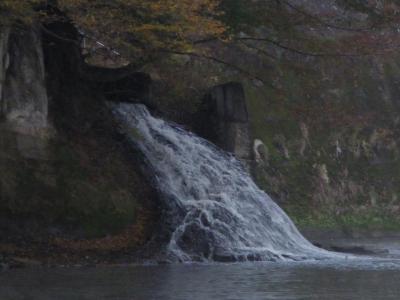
[
  {"x1": 238, "y1": 40, "x2": 278, "y2": 60},
  {"x1": 235, "y1": 37, "x2": 379, "y2": 57},
  {"x1": 162, "y1": 49, "x2": 277, "y2": 90},
  {"x1": 279, "y1": 0, "x2": 375, "y2": 32}
]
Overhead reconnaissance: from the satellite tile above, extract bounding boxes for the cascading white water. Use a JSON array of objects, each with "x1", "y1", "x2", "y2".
[{"x1": 112, "y1": 103, "x2": 334, "y2": 262}]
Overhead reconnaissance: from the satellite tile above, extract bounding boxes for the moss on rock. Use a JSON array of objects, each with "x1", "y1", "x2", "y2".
[{"x1": 0, "y1": 119, "x2": 157, "y2": 241}]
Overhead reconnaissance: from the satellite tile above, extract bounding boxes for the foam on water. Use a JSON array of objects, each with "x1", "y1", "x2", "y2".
[{"x1": 112, "y1": 103, "x2": 336, "y2": 262}]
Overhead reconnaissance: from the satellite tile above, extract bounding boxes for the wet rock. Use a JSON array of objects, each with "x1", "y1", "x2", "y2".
[
  {"x1": 212, "y1": 250, "x2": 236, "y2": 262},
  {"x1": 246, "y1": 253, "x2": 263, "y2": 262},
  {"x1": 176, "y1": 223, "x2": 213, "y2": 259},
  {"x1": 329, "y1": 245, "x2": 389, "y2": 256},
  {"x1": 11, "y1": 257, "x2": 42, "y2": 268},
  {"x1": 0, "y1": 263, "x2": 9, "y2": 271},
  {"x1": 213, "y1": 255, "x2": 237, "y2": 262}
]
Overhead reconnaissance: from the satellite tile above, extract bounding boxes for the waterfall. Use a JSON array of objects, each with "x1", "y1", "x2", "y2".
[{"x1": 112, "y1": 103, "x2": 333, "y2": 262}]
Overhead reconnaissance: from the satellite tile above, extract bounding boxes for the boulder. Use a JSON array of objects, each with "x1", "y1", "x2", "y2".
[{"x1": 253, "y1": 139, "x2": 269, "y2": 164}]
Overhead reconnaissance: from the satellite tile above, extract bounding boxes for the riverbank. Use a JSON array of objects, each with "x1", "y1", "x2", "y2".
[
  {"x1": 301, "y1": 227, "x2": 400, "y2": 257},
  {"x1": 0, "y1": 214, "x2": 158, "y2": 270},
  {"x1": 1, "y1": 226, "x2": 400, "y2": 270}
]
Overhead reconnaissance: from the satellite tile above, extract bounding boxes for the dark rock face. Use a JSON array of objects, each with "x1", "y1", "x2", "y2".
[
  {"x1": 41, "y1": 10, "x2": 152, "y2": 126},
  {"x1": 1, "y1": 27, "x2": 48, "y2": 133},
  {"x1": 0, "y1": 18, "x2": 159, "y2": 256},
  {"x1": 96, "y1": 70, "x2": 152, "y2": 105},
  {"x1": 195, "y1": 82, "x2": 251, "y2": 164},
  {"x1": 0, "y1": 28, "x2": 10, "y2": 114},
  {"x1": 42, "y1": 12, "x2": 99, "y2": 129},
  {"x1": 0, "y1": 26, "x2": 49, "y2": 159},
  {"x1": 207, "y1": 82, "x2": 248, "y2": 123}
]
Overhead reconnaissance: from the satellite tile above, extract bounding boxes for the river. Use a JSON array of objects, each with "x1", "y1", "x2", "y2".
[{"x1": 1, "y1": 258, "x2": 400, "y2": 299}]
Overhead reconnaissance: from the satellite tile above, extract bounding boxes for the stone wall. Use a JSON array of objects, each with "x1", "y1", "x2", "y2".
[{"x1": 195, "y1": 82, "x2": 252, "y2": 165}]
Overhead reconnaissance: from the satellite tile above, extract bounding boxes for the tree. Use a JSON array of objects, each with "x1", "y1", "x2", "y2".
[
  {"x1": 0, "y1": 0, "x2": 40, "y2": 24},
  {"x1": 3, "y1": 0, "x2": 400, "y2": 79},
  {"x1": 1, "y1": 0, "x2": 226, "y2": 64}
]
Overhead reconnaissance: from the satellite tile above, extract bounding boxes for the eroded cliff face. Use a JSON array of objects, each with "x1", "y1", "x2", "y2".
[
  {"x1": 248, "y1": 54, "x2": 400, "y2": 230},
  {"x1": 1, "y1": 27, "x2": 48, "y2": 135},
  {"x1": 0, "y1": 28, "x2": 9, "y2": 112},
  {"x1": 0, "y1": 26, "x2": 50, "y2": 162},
  {"x1": 0, "y1": 23, "x2": 157, "y2": 262}
]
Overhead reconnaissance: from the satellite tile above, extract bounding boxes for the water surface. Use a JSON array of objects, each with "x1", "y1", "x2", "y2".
[{"x1": 1, "y1": 259, "x2": 400, "y2": 299}]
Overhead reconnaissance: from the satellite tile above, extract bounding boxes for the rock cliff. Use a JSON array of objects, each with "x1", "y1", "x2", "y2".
[{"x1": 0, "y1": 19, "x2": 157, "y2": 263}]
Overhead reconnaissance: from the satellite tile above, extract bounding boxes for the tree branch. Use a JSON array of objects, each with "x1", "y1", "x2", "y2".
[
  {"x1": 279, "y1": 0, "x2": 375, "y2": 32},
  {"x1": 40, "y1": 24, "x2": 81, "y2": 45},
  {"x1": 162, "y1": 49, "x2": 277, "y2": 89},
  {"x1": 238, "y1": 41, "x2": 278, "y2": 60},
  {"x1": 235, "y1": 37, "x2": 379, "y2": 57}
]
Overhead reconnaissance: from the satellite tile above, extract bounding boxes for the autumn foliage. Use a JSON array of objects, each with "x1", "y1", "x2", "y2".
[
  {"x1": 0, "y1": 0, "x2": 40, "y2": 23},
  {"x1": 1, "y1": 0, "x2": 226, "y2": 62}
]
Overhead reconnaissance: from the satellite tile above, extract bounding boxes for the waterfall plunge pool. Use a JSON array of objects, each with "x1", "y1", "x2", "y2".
[{"x1": 1, "y1": 258, "x2": 400, "y2": 299}]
